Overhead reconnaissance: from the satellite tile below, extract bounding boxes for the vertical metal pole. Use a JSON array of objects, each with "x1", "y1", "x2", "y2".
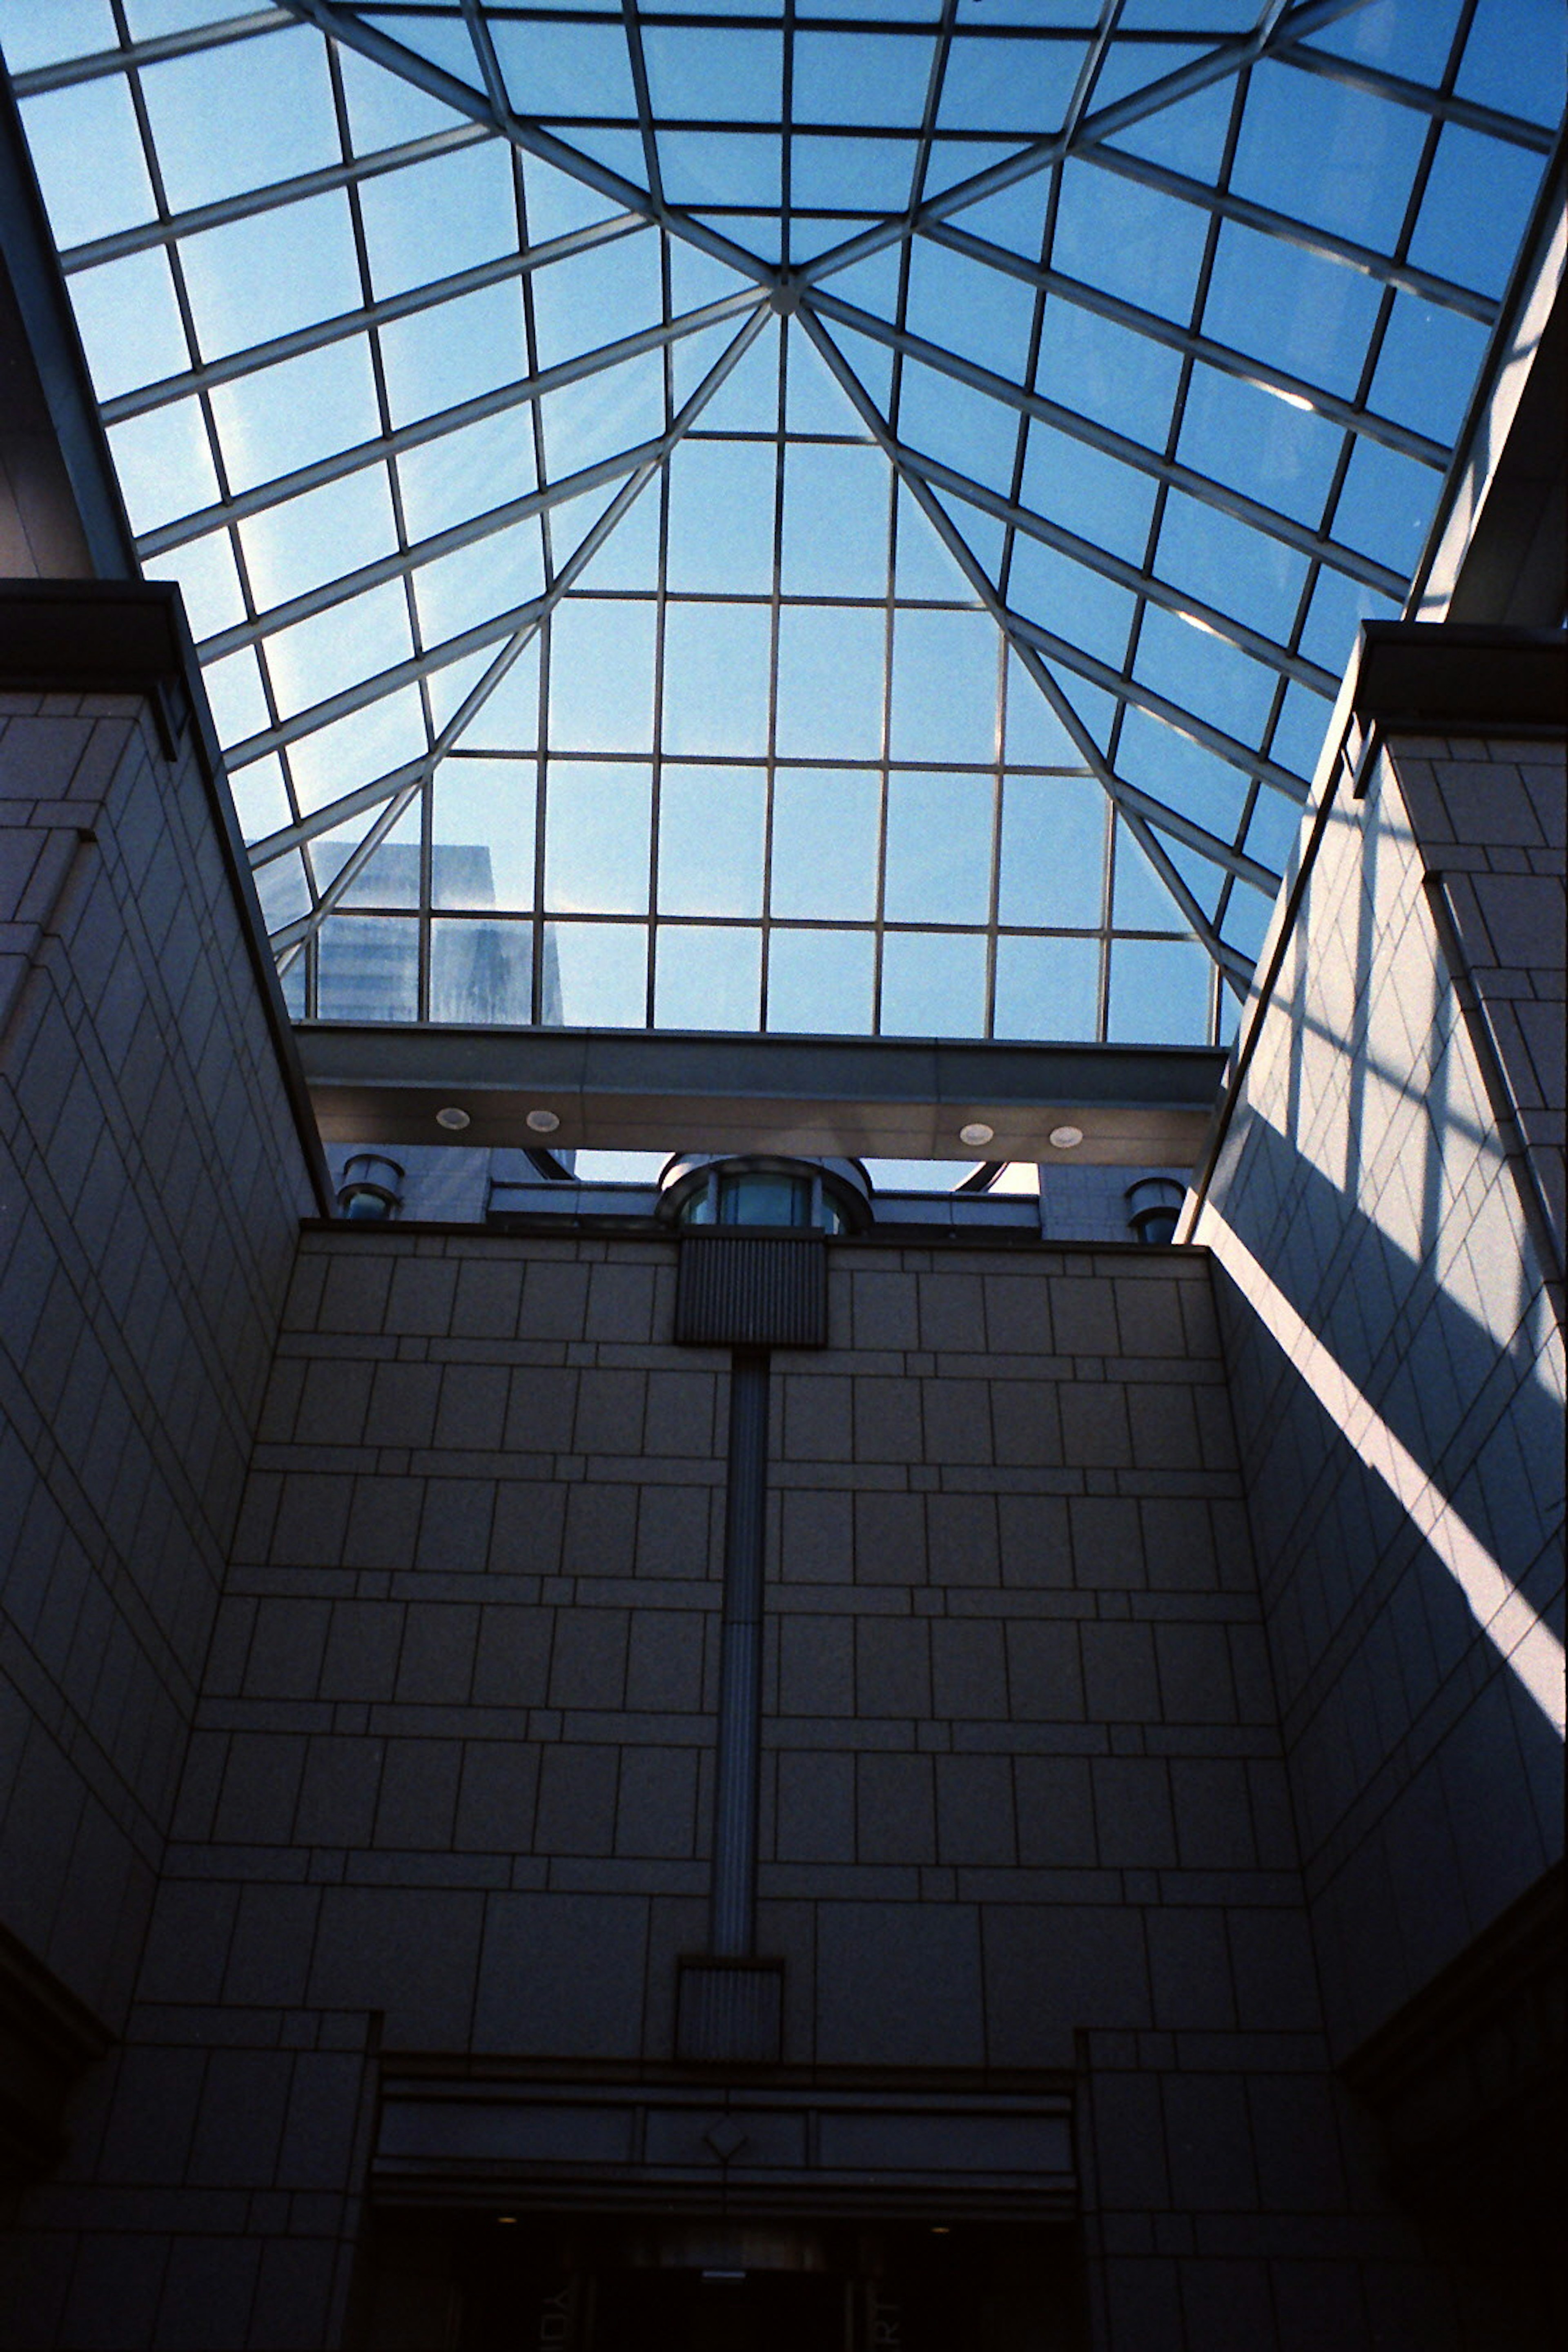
[{"x1": 709, "y1": 1347, "x2": 769, "y2": 1958}]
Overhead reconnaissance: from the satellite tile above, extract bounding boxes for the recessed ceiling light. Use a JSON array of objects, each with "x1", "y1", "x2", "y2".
[
  {"x1": 1049, "y1": 1125, "x2": 1084, "y2": 1150},
  {"x1": 435, "y1": 1106, "x2": 470, "y2": 1131},
  {"x1": 526, "y1": 1108, "x2": 561, "y2": 1134},
  {"x1": 959, "y1": 1121, "x2": 994, "y2": 1147}
]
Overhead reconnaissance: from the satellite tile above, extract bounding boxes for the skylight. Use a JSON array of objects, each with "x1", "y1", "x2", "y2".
[{"x1": 4, "y1": 0, "x2": 1559, "y2": 1046}]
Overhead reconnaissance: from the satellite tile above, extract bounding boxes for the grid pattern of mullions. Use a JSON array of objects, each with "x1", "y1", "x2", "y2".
[{"x1": 6, "y1": 0, "x2": 1559, "y2": 1047}]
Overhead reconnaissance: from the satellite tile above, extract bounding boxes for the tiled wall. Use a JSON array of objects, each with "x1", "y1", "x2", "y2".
[
  {"x1": 1196, "y1": 731, "x2": 1565, "y2": 2060},
  {"x1": 0, "y1": 692, "x2": 313, "y2": 2034},
  {"x1": 11, "y1": 1226, "x2": 1454, "y2": 2349}
]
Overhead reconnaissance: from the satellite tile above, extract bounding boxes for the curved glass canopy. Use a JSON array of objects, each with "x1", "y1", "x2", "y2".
[{"x1": 4, "y1": 0, "x2": 1560, "y2": 1045}]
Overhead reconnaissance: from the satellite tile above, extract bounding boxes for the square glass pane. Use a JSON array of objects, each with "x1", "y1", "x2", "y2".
[
  {"x1": 69, "y1": 249, "x2": 188, "y2": 401},
  {"x1": 1153, "y1": 490, "x2": 1307, "y2": 645},
  {"x1": 1202, "y1": 222, "x2": 1382, "y2": 401},
  {"x1": 430, "y1": 918, "x2": 533, "y2": 1024},
  {"x1": 548, "y1": 599, "x2": 657, "y2": 753},
  {"x1": 1002, "y1": 658, "x2": 1087, "y2": 766},
  {"x1": 108, "y1": 400, "x2": 219, "y2": 535},
  {"x1": 657, "y1": 129, "x2": 782, "y2": 208},
  {"x1": 1107, "y1": 935, "x2": 1211, "y2": 1044},
  {"x1": 287, "y1": 688, "x2": 427, "y2": 813},
  {"x1": 994, "y1": 934, "x2": 1100, "y2": 1041},
  {"x1": 240, "y1": 465, "x2": 398, "y2": 612},
  {"x1": 359, "y1": 145, "x2": 518, "y2": 301},
  {"x1": 313, "y1": 801, "x2": 419, "y2": 909},
  {"x1": 654, "y1": 925, "x2": 763, "y2": 1031},
  {"x1": 1369, "y1": 295, "x2": 1488, "y2": 448},
  {"x1": 264, "y1": 580, "x2": 412, "y2": 723},
  {"x1": 545, "y1": 920, "x2": 648, "y2": 1027},
  {"x1": 19, "y1": 77, "x2": 155, "y2": 250},
  {"x1": 140, "y1": 24, "x2": 341, "y2": 213},
  {"x1": 433, "y1": 760, "x2": 537, "y2": 909},
  {"x1": 766, "y1": 928, "x2": 875, "y2": 1034},
  {"x1": 1407, "y1": 125, "x2": 1544, "y2": 299},
  {"x1": 1033, "y1": 297, "x2": 1183, "y2": 452},
  {"x1": 657, "y1": 767, "x2": 766, "y2": 917},
  {"x1": 792, "y1": 31, "x2": 935, "y2": 128},
  {"x1": 491, "y1": 19, "x2": 638, "y2": 118},
  {"x1": 889, "y1": 611, "x2": 998, "y2": 765},
  {"x1": 530, "y1": 232, "x2": 664, "y2": 374},
  {"x1": 413, "y1": 518, "x2": 546, "y2": 648},
  {"x1": 880, "y1": 931, "x2": 989, "y2": 1038},
  {"x1": 1231, "y1": 60, "x2": 1428, "y2": 253},
  {"x1": 938, "y1": 33, "x2": 1083, "y2": 134},
  {"x1": 1019, "y1": 422, "x2": 1158, "y2": 565},
  {"x1": 145, "y1": 529, "x2": 245, "y2": 644},
  {"x1": 1332, "y1": 438, "x2": 1441, "y2": 575},
  {"x1": 1116, "y1": 709, "x2": 1248, "y2": 841},
  {"x1": 905, "y1": 240, "x2": 1038, "y2": 380},
  {"x1": 1007, "y1": 539, "x2": 1136, "y2": 672},
  {"x1": 209, "y1": 337, "x2": 381, "y2": 494},
  {"x1": 773, "y1": 608, "x2": 885, "y2": 760},
  {"x1": 1176, "y1": 365, "x2": 1344, "y2": 528},
  {"x1": 667, "y1": 440, "x2": 778, "y2": 593},
  {"x1": 781, "y1": 444, "x2": 889, "y2": 598},
  {"x1": 379, "y1": 281, "x2": 528, "y2": 430},
  {"x1": 398, "y1": 408, "x2": 538, "y2": 543},
  {"x1": 1053, "y1": 160, "x2": 1209, "y2": 325},
  {"x1": 1134, "y1": 606, "x2": 1278, "y2": 748},
  {"x1": 770, "y1": 769, "x2": 880, "y2": 920},
  {"x1": 179, "y1": 192, "x2": 362, "y2": 363},
  {"x1": 317, "y1": 914, "x2": 419, "y2": 1021},
  {"x1": 998, "y1": 775, "x2": 1106, "y2": 928},
  {"x1": 452, "y1": 641, "x2": 542, "y2": 753},
  {"x1": 884, "y1": 774, "x2": 994, "y2": 926},
  {"x1": 544, "y1": 761, "x2": 651, "y2": 915},
  {"x1": 642, "y1": 26, "x2": 783, "y2": 120},
  {"x1": 660, "y1": 604, "x2": 773, "y2": 757}
]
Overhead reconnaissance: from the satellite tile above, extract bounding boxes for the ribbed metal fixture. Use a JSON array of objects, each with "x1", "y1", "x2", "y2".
[
  {"x1": 710, "y1": 1350, "x2": 770, "y2": 1962},
  {"x1": 674, "y1": 1958, "x2": 784, "y2": 2067},
  {"x1": 675, "y1": 1233, "x2": 827, "y2": 1349}
]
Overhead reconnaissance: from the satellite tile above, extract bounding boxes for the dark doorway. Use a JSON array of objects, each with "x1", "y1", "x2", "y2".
[{"x1": 355, "y1": 2211, "x2": 1087, "y2": 2352}]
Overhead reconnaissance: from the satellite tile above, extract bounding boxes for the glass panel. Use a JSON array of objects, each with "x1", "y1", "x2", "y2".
[
  {"x1": 545, "y1": 920, "x2": 647, "y2": 1027},
  {"x1": 544, "y1": 761, "x2": 651, "y2": 915},
  {"x1": 773, "y1": 608, "x2": 885, "y2": 760},
  {"x1": 358, "y1": 145, "x2": 519, "y2": 301},
  {"x1": 1134, "y1": 607, "x2": 1280, "y2": 746},
  {"x1": 209, "y1": 337, "x2": 382, "y2": 494},
  {"x1": 1033, "y1": 296, "x2": 1184, "y2": 450},
  {"x1": 1018, "y1": 422, "x2": 1158, "y2": 565},
  {"x1": 880, "y1": 931, "x2": 989, "y2": 1037},
  {"x1": 1454, "y1": 0, "x2": 1567, "y2": 126},
  {"x1": 398, "y1": 408, "x2": 538, "y2": 543},
  {"x1": 140, "y1": 25, "x2": 340, "y2": 213},
  {"x1": 937, "y1": 33, "x2": 1084, "y2": 134},
  {"x1": 264, "y1": 581, "x2": 413, "y2": 722},
  {"x1": 1332, "y1": 439, "x2": 1442, "y2": 575},
  {"x1": 1111, "y1": 821, "x2": 1185, "y2": 930},
  {"x1": 380, "y1": 281, "x2": 528, "y2": 430},
  {"x1": 1201, "y1": 222, "x2": 1382, "y2": 399},
  {"x1": 792, "y1": 31, "x2": 936, "y2": 128},
  {"x1": 993, "y1": 934, "x2": 1100, "y2": 1041},
  {"x1": 1153, "y1": 490, "x2": 1307, "y2": 644},
  {"x1": 1116, "y1": 710, "x2": 1248, "y2": 842},
  {"x1": 1408, "y1": 126, "x2": 1545, "y2": 299},
  {"x1": 1007, "y1": 539, "x2": 1136, "y2": 671},
  {"x1": 0, "y1": 1, "x2": 118, "y2": 73},
  {"x1": 660, "y1": 604, "x2": 773, "y2": 757},
  {"x1": 240, "y1": 467, "x2": 398, "y2": 612},
  {"x1": 654, "y1": 925, "x2": 763, "y2": 1030},
  {"x1": 69, "y1": 250, "x2": 189, "y2": 401},
  {"x1": 19, "y1": 78, "x2": 155, "y2": 250},
  {"x1": 313, "y1": 801, "x2": 419, "y2": 909},
  {"x1": 530, "y1": 232, "x2": 664, "y2": 373},
  {"x1": 666, "y1": 441, "x2": 778, "y2": 594},
  {"x1": 1053, "y1": 160, "x2": 1209, "y2": 326},
  {"x1": 432, "y1": 760, "x2": 537, "y2": 909},
  {"x1": 770, "y1": 770, "x2": 880, "y2": 920},
  {"x1": 1107, "y1": 935, "x2": 1211, "y2": 1044},
  {"x1": 547, "y1": 599, "x2": 657, "y2": 752},
  {"x1": 108, "y1": 400, "x2": 218, "y2": 535},
  {"x1": 781, "y1": 444, "x2": 888, "y2": 598},
  {"x1": 657, "y1": 768, "x2": 766, "y2": 917},
  {"x1": 1002, "y1": 659, "x2": 1086, "y2": 766},
  {"x1": 998, "y1": 775, "x2": 1105, "y2": 928},
  {"x1": 889, "y1": 610, "x2": 999, "y2": 764},
  {"x1": 1369, "y1": 296, "x2": 1488, "y2": 447},
  {"x1": 766, "y1": 927, "x2": 875, "y2": 1033},
  {"x1": 1230, "y1": 60, "x2": 1428, "y2": 253},
  {"x1": 317, "y1": 914, "x2": 420, "y2": 1021},
  {"x1": 642, "y1": 25, "x2": 783, "y2": 121},
  {"x1": 490, "y1": 19, "x2": 638, "y2": 119},
  {"x1": 145, "y1": 530, "x2": 245, "y2": 643},
  {"x1": 658, "y1": 129, "x2": 782, "y2": 209},
  {"x1": 430, "y1": 918, "x2": 533, "y2": 1023},
  {"x1": 287, "y1": 689, "x2": 427, "y2": 812},
  {"x1": 413, "y1": 519, "x2": 546, "y2": 648},
  {"x1": 904, "y1": 241, "x2": 1038, "y2": 381},
  {"x1": 884, "y1": 775, "x2": 994, "y2": 926},
  {"x1": 179, "y1": 192, "x2": 362, "y2": 363},
  {"x1": 1176, "y1": 365, "x2": 1344, "y2": 527}
]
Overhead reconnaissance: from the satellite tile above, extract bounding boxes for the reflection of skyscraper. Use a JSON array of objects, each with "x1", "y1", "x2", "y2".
[{"x1": 312, "y1": 846, "x2": 557, "y2": 1025}]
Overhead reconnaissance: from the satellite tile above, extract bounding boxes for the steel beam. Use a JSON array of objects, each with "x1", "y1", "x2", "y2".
[{"x1": 297, "y1": 1020, "x2": 1231, "y2": 1165}]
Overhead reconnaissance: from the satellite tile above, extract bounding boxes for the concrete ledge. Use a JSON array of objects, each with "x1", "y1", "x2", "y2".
[{"x1": 1354, "y1": 622, "x2": 1567, "y2": 734}]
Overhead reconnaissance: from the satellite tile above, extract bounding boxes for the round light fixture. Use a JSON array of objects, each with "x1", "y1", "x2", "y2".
[
  {"x1": 959, "y1": 1121, "x2": 994, "y2": 1147},
  {"x1": 1048, "y1": 1125, "x2": 1084, "y2": 1150},
  {"x1": 435, "y1": 1106, "x2": 470, "y2": 1131},
  {"x1": 525, "y1": 1107, "x2": 561, "y2": 1134}
]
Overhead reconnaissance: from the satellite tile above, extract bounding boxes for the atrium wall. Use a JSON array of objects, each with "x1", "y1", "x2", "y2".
[
  {"x1": 0, "y1": 675, "x2": 316, "y2": 2180},
  {"x1": 1193, "y1": 718, "x2": 1564, "y2": 2322}
]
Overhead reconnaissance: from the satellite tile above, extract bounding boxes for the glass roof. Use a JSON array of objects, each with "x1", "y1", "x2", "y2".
[{"x1": 4, "y1": 0, "x2": 1560, "y2": 1046}]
